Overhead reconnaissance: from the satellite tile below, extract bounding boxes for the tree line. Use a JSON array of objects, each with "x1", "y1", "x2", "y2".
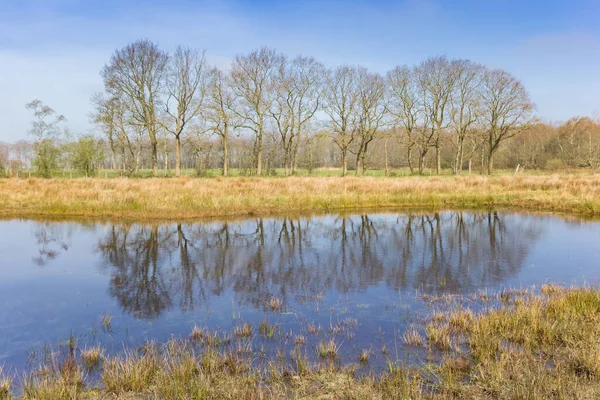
[{"x1": 1, "y1": 39, "x2": 598, "y2": 178}]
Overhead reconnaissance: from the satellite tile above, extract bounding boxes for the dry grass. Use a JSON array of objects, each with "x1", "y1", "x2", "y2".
[
  {"x1": 233, "y1": 323, "x2": 253, "y2": 338},
  {"x1": 0, "y1": 368, "x2": 11, "y2": 400},
  {"x1": 80, "y1": 346, "x2": 102, "y2": 369},
  {"x1": 6, "y1": 287, "x2": 600, "y2": 399},
  {"x1": 402, "y1": 328, "x2": 425, "y2": 347},
  {"x1": 317, "y1": 338, "x2": 340, "y2": 359},
  {"x1": 2, "y1": 174, "x2": 600, "y2": 219}
]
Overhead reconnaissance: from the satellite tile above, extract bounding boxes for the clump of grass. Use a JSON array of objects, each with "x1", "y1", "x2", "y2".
[
  {"x1": 0, "y1": 368, "x2": 12, "y2": 400},
  {"x1": 81, "y1": 346, "x2": 102, "y2": 369},
  {"x1": 402, "y1": 328, "x2": 425, "y2": 347},
  {"x1": 189, "y1": 325, "x2": 204, "y2": 342},
  {"x1": 233, "y1": 323, "x2": 253, "y2": 338},
  {"x1": 268, "y1": 297, "x2": 283, "y2": 312},
  {"x1": 100, "y1": 314, "x2": 112, "y2": 332},
  {"x1": 307, "y1": 323, "x2": 321, "y2": 335},
  {"x1": 294, "y1": 335, "x2": 306, "y2": 346},
  {"x1": 258, "y1": 320, "x2": 277, "y2": 339},
  {"x1": 541, "y1": 283, "x2": 564, "y2": 295},
  {"x1": 359, "y1": 348, "x2": 372, "y2": 363},
  {"x1": 102, "y1": 346, "x2": 159, "y2": 394},
  {"x1": 426, "y1": 323, "x2": 452, "y2": 351},
  {"x1": 22, "y1": 356, "x2": 84, "y2": 399},
  {"x1": 447, "y1": 308, "x2": 474, "y2": 331},
  {"x1": 317, "y1": 338, "x2": 340, "y2": 359}
]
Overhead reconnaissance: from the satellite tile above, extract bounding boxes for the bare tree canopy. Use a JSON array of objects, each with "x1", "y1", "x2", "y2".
[
  {"x1": 101, "y1": 39, "x2": 169, "y2": 176},
  {"x1": 13, "y1": 41, "x2": 591, "y2": 179},
  {"x1": 230, "y1": 47, "x2": 284, "y2": 175},
  {"x1": 481, "y1": 68, "x2": 534, "y2": 174}
]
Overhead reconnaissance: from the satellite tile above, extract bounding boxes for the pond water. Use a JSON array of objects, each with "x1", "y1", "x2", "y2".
[{"x1": 1, "y1": 211, "x2": 599, "y2": 373}]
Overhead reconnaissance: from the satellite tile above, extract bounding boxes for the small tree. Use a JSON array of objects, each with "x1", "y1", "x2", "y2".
[
  {"x1": 70, "y1": 134, "x2": 105, "y2": 177},
  {"x1": 26, "y1": 99, "x2": 66, "y2": 178}
]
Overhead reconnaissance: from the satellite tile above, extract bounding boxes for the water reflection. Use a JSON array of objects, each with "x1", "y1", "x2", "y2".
[{"x1": 93, "y1": 212, "x2": 543, "y2": 320}]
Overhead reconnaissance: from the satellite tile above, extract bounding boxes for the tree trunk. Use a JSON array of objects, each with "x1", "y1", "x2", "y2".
[
  {"x1": 418, "y1": 151, "x2": 425, "y2": 174},
  {"x1": 308, "y1": 140, "x2": 314, "y2": 175},
  {"x1": 256, "y1": 123, "x2": 263, "y2": 175},
  {"x1": 384, "y1": 138, "x2": 390, "y2": 177},
  {"x1": 487, "y1": 151, "x2": 494, "y2": 175},
  {"x1": 355, "y1": 150, "x2": 361, "y2": 176},
  {"x1": 150, "y1": 139, "x2": 158, "y2": 177},
  {"x1": 175, "y1": 135, "x2": 181, "y2": 177},
  {"x1": 111, "y1": 145, "x2": 117, "y2": 172},
  {"x1": 341, "y1": 149, "x2": 347, "y2": 177},
  {"x1": 407, "y1": 146, "x2": 413, "y2": 173},
  {"x1": 436, "y1": 145, "x2": 441, "y2": 175},
  {"x1": 164, "y1": 151, "x2": 168, "y2": 177},
  {"x1": 222, "y1": 133, "x2": 229, "y2": 176}
]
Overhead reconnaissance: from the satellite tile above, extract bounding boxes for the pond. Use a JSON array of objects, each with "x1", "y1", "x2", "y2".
[{"x1": 1, "y1": 211, "x2": 599, "y2": 373}]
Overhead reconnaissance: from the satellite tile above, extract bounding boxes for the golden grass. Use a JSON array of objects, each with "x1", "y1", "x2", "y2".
[
  {"x1": 1, "y1": 174, "x2": 600, "y2": 219},
  {"x1": 80, "y1": 346, "x2": 102, "y2": 369},
  {"x1": 6, "y1": 286, "x2": 600, "y2": 398}
]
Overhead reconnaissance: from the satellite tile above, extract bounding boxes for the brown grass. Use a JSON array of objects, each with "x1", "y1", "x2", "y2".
[
  {"x1": 1, "y1": 174, "x2": 600, "y2": 219},
  {"x1": 6, "y1": 286, "x2": 600, "y2": 398}
]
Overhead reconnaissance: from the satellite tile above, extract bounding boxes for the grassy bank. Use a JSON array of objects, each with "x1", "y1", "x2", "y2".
[
  {"x1": 3, "y1": 286, "x2": 600, "y2": 399},
  {"x1": 1, "y1": 174, "x2": 600, "y2": 220}
]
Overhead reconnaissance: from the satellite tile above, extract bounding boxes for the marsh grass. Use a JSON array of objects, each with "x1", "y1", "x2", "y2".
[
  {"x1": 80, "y1": 346, "x2": 102, "y2": 370},
  {"x1": 359, "y1": 348, "x2": 372, "y2": 363},
  {"x1": 233, "y1": 323, "x2": 253, "y2": 338},
  {"x1": 6, "y1": 286, "x2": 600, "y2": 399},
  {"x1": 2, "y1": 174, "x2": 600, "y2": 220},
  {"x1": 317, "y1": 338, "x2": 340, "y2": 359},
  {"x1": 258, "y1": 320, "x2": 277, "y2": 339},
  {"x1": 0, "y1": 368, "x2": 12, "y2": 400}
]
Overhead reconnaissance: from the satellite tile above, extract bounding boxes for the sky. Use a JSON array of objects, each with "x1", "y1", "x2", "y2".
[{"x1": 0, "y1": 0, "x2": 599, "y2": 141}]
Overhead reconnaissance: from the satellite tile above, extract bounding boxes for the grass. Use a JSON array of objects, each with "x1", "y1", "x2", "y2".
[
  {"x1": 317, "y1": 338, "x2": 340, "y2": 359},
  {"x1": 267, "y1": 297, "x2": 283, "y2": 312},
  {"x1": 2, "y1": 173, "x2": 600, "y2": 220},
  {"x1": 233, "y1": 323, "x2": 253, "y2": 338},
  {"x1": 258, "y1": 320, "x2": 277, "y2": 339},
  {"x1": 80, "y1": 346, "x2": 102, "y2": 369},
  {"x1": 4, "y1": 286, "x2": 600, "y2": 398}
]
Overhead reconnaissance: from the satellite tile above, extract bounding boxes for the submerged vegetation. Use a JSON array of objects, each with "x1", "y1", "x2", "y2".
[
  {"x1": 1, "y1": 174, "x2": 600, "y2": 219},
  {"x1": 3, "y1": 286, "x2": 600, "y2": 399}
]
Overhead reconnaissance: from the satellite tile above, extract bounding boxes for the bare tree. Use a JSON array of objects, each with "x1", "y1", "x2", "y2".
[
  {"x1": 415, "y1": 56, "x2": 457, "y2": 174},
  {"x1": 101, "y1": 39, "x2": 169, "y2": 176},
  {"x1": 352, "y1": 68, "x2": 386, "y2": 175},
  {"x1": 91, "y1": 93, "x2": 119, "y2": 171},
  {"x1": 322, "y1": 65, "x2": 360, "y2": 176},
  {"x1": 386, "y1": 66, "x2": 420, "y2": 173},
  {"x1": 206, "y1": 68, "x2": 237, "y2": 176},
  {"x1": 270, "y1": 56, "x2": 323, "y2": 175},
  {"x1": 448, "y1": 59, "x2": 483, "y2": 174},
  {"x1": 160, "y1": 46, "x2": 208, "y2": 177},
  {"x1": 230, "y1": 47, "x2": 284, "y2": 175},
  {"x1": 480, "y1": 68, "x2": 534, "y2": 174}
]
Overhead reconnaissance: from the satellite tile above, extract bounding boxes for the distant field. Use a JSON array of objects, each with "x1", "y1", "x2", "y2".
[{"x1": 1, "y1": 173, "x2": 599, "y2": 219}]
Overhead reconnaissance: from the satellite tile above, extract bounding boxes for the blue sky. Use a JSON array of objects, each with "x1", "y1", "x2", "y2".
[{"x1": 1, "y1": 0, "x2": 599, "y2": 141}]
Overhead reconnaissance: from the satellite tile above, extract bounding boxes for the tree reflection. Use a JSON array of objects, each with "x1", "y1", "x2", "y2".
[
  {"x1": 97, "y1": 224, "x2": 175, "y2": 319},
  {"x1": 95, "y1": 212, "x2": 544, "y2": 319}
]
